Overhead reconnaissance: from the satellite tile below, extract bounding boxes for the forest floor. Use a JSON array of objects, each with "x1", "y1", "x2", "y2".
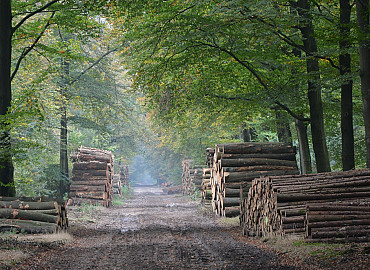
[{"x1": 0, "y1": 187, "x2": 369, "y2": 270}]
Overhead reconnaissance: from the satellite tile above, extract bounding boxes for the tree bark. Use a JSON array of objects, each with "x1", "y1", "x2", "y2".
[
  {"x1": 295, "y1": 119, "x2": 312, "y2": 174},
  {"x1": 275, "y1": 110, "x2": 293, "y2": 144},
  {"x1": 0, "y1": 0, "x2": 15, "y2": 197},
  {"x1": 220, "y1": 158, "x2": 297, "y2": 168},
  {"x1": 356, "y1": 0, "x2": 370, "y2": 167},
  {"x1": 0, "y1": 208, "x2": 59, "y2": 224},
  {"x1": 241, "y1": 127, "x2": 251, "y2": 142},
  {"x1": 59, "y1": 57, "x2": 70, "y2": 198},
  {"x1": 340, "y1": 0, "x2": 355, "y2": 170},
  {"x1": 296, "y1": 0, "x2": 331, "y2": 172},
  {"x1": 0, "y1": 219, "x2": 58, "y2": 234}
]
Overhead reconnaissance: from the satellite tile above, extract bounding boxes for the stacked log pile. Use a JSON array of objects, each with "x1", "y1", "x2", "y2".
[
  {"x1": 120, "y1": 165, "x2": 130, "y2": 188},
  {"x1": 212, "y1": 142, "x2": 298, "y2": 218},
  {"x1": 242, "y1": 170, "x2": 370, "y2": 241},
  {"x1": 0, "y1": 197, "x2": 67, "y2": 234},
  {"x1": 182, "y1": 159, "x2": 191, "y2": 195},
  {"x1": 201, "y1": 168, "x2": 212, "y2": 204},
  {"x1": 70, "y1": 146, "x2": 114, "y2": 207},
  {"x1": 206, "y1": 148, "x2": 215, "y2": 168},
  {"x1": 162, "y1": 185, "x2": 182, "y2": 194},
  {"x1": 182, "y1": 159, "x2": 204, "y2": 195},
  {"x1": 305, "y1": 202, "x2": 370, "y2": 243},
  {"x1": 113, "y1": 174, "x2": 122, "y2": 196}
]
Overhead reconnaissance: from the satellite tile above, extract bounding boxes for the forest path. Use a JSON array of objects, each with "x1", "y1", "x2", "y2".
[{"x1": 13, "y1": 187, "x2": 300, "y2": 270}]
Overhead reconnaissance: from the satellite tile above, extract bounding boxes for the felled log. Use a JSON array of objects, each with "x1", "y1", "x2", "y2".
[
  {"x1": 0, "y1": 201, "x2": 58, "y2": 210},
  {"x1": 220, "y1": 158, "x2": 297, "y2": 168},
  {"x1": 223, "y1": 170, "x2": 299, "y2": 183},
  {"x1": 0, "y1": 209, "x2": 59, "y2": 224},
  {"x1": 216, "y1": 142, "x2": 296, "y2": 155},
  {"x1": 70, "y1": 180, "x2": 108, "y2": 186},
  {"x1": 69, "y1": 185, "x2": 106, "y2": 192},
  {"x1": 222, "y1": 165, "x2": 297, "y2": 173},
  {"x1": 72, "y1": 170, "x2": 108, "y2": 177},
  {"x1": 73, "y1": 161, "x2": 109, "y2": 171},
  {"x1": 277, "y1": 191, "x2": 370, "y2": 203},
  {"x1": 224, "y1": 206, "x2": 240, "y2": 218},
  {"x1": 0, "y1": 219, "x2": 58, "y2": 234}
]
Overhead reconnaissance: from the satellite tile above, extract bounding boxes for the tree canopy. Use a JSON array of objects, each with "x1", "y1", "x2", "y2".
[{"x1": 0, "y1": 0, "x2": 369, "y2": 196}]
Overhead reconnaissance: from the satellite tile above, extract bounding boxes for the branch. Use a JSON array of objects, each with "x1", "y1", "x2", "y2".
[
  {"x1": 315, "y1": 3, "x2": 336, "y2": 23},
  {"x1": 33, "y1": 48, "x2": 52, "y2": 65},
  {"x1": 197, "y1": 41, "x2": 310, "y2": 122},
  {"x1": 274, "y1": 100, "x2": 310, "y2": 122},
  {"x1": 149, "y1": 4, "x2": 197, "y2": 58},
  {"x1": 198, "y1": 41, "x2": 269, "y2": 89},
  {"x1": 12, "y1": 0, "x2": 59, "y2": 34},
  {"x1": 239, "y1": 9, "x2": 341, "y2": 71},
  {"x1": 11, "y1": 12, "x2": 55, "y2": 82},
  {"x1": 70, "y1": 48, "x2": 119, "y2": 84},
  {"x1": 206, "y1": 93, "x2": 251, "y2": 101}
]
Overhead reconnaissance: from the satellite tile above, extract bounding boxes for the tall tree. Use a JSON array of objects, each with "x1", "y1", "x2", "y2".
[
  {"x1": 275, "y1": 109, "x2": 293, "y2": 144},
  {"x1": 357, "y1": 0, "x2": 370, "y2": 167},
  {"x1": 295, "y1": 119, "x2": 312, "y2": 174},
  {"x1": 0, "y1": 0, "x2": 15, "y2": 196},
  {"x1": 0, "y1": 0, "x2": 59, "y2": 196},
  {"x1": 294, "y1": 0, "x2": 331, "y2": 172},
  {"x1": 340, "y1": 0, "x2": 355, "y2": 170},
  {"x1": 59, "y1": 56, "x2": 70, "y2": 196}
]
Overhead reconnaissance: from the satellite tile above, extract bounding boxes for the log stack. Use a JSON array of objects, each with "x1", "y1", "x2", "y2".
[
  {"x1": 305, "y1": 201, "x2": 370, "y2": 243},
  {"x1": 182, "y1": 159, "x2": 191, "y2": 195},
  {"x1": 70, "y1": 146, "x2": 114, "y2": 207},
  {"x1": 201, "y1": 168, "x2": 212, "y2": 204},
  {"x1": 206, "y1": 148, "x2": 215, "y2": 168},
  {"x1": 0, "y1": 196, "x2": 68, "y2": 234},
  {"x1": 242, "y1": 170, "x2": 370, "y2": 241},
  {"x1": 113, "y1": 174, "x2": 122, "y2": 196},
  {"x1": 182, "y1": 159, "x2": 204, "y2": 195},
  {"x1": 212, "y1": 142, "x2": 298, "y2": 218},
  {"x1": 120, "y1": 165, "x2": 130, "y2": 188}
]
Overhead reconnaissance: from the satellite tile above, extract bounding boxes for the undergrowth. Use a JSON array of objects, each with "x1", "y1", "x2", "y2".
[{"x1": 112, "y1": 186, "x2": 133, "y2": 206}]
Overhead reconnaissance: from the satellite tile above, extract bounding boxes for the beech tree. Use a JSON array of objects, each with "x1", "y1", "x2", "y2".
[
  {"x1": 0, "y1": 0, "x2": 114, "y2": 196},
  {"x1": 0, "y1": 0, "x2": 59, "y2": 196},
  {"x1": 356, "y1": 0, "x2": 370, "y2": 167},
  {"x1": 121, "y1": 0, "x2": 368, "y2": 172}
]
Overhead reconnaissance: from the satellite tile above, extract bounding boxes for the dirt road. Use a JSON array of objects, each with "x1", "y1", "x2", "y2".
[{"x1": 11, "y1": 187, "x2": 300, "y2": 269}]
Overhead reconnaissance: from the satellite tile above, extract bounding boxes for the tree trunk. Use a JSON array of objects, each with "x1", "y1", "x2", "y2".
[
  {"x1": 240, "y1": 126, "x2": 256, "y2": 142},
  {"x1": 59, "y1": 58, "x2": 70, "y2": 198},
  {"x1": 296, "y1": 0, "x2": 331, "y2": 172},
  {"x1": 0, "y1": 0, "x2": 15, "y2": 197},
  {"x1": 340, "y1": 0, "x2": 355, "y2": 171},
  {"x1": 295, "y1": 119, "x2": 312, "y2": 174},
  {"x1": 241, "y1": 127, "x2": 251, "y2": 142},
  {"x1": 356, "y1": 0, "x2": 370, "y2": 167},
  {"x1": 275, "y1": 110, "x2": 293, "y2": 144}
]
